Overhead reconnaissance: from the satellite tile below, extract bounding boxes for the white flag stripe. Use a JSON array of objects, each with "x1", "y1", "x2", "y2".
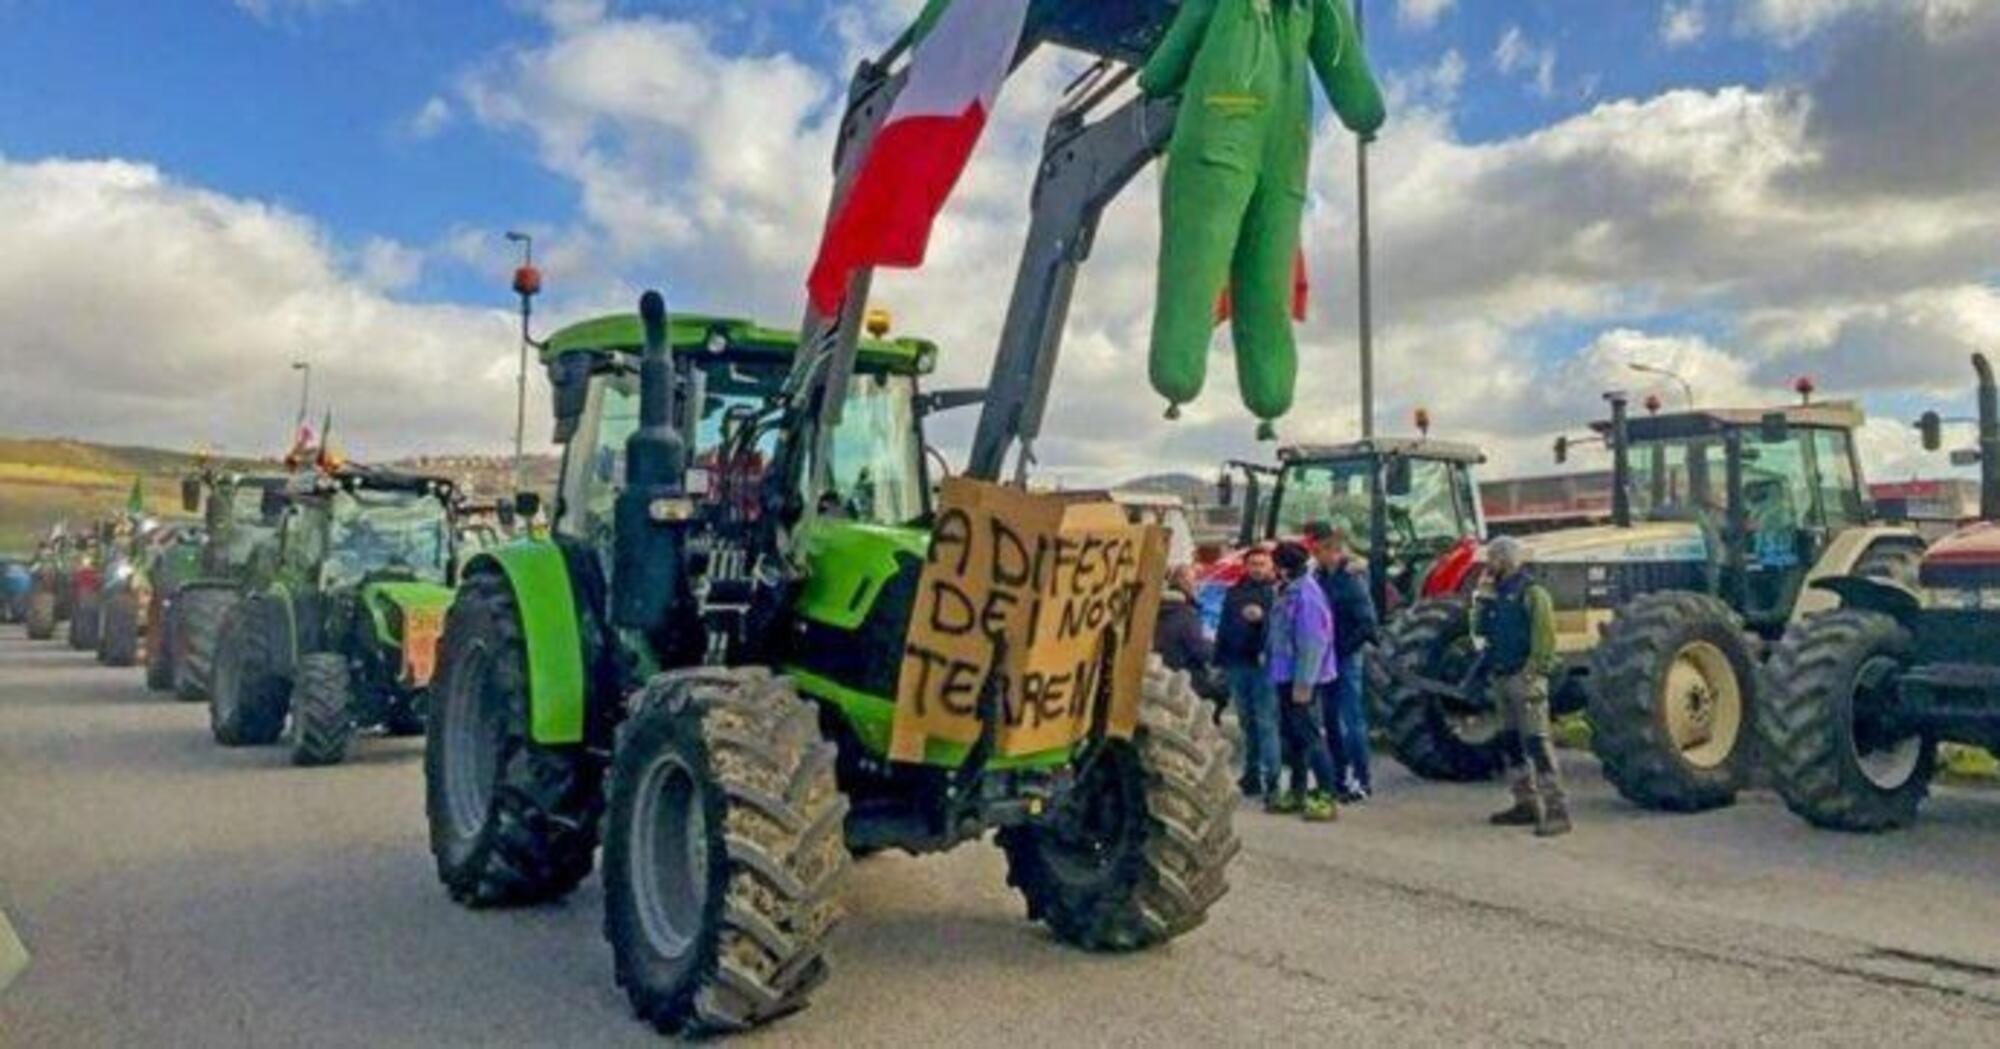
[{"x1": 893, "y1": 0, "x2": 1031, "y2": 121}]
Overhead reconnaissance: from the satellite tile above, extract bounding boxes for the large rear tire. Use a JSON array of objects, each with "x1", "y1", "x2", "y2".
[
  {"x1": 1589, "y1": 591, "x2": 1757, "y2": 812},
  {"x1": 289, "y1": 653, "x2": 357, "y2": 767},
  {"x1": 208, "y1": 604, "x2": 290, "y2": 746},
  {"x1": 603, "y1": 668, "x2": 849, "y2": 1036},
  {"x1": 426, "y1": 570, "x2": 600, "y2": 906},
  {"x1": 67, "y1": 592, "x2": 100, "y2": 651},
  {"x1": 145, "y1": 592, "x2": 175, "y2": 691},
  {"x1": 1757, "y1": 610, "x2": 1934, "y2": 832},
  {"x1": 98, "y1": 592, "x2": 140, "y2": 667},
  {"x1": 999, "y1": 659, "x2": 1240, "y2": 951},
  {"x1": 1375, "y1": 598, "x2": 1505, "y2": 781},
  {"x1": 25, "y1": 590, "x2": 56, "y2": 641},
  {"x1": 173, "y1": 589, "x2": 233, "y2": 702}
]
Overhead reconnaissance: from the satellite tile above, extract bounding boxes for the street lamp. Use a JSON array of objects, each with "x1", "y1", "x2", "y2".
[
  {"x1": 505, "y1": 231, "x2": 542, "y2": 493},
  {"x1": 291, "y1": 360, "x2": 312, "y2": 435},
  {"x1": 1628, "y1": 362, "x2": 1693, "y2": 411},
  {"x1": 1354, "y1": 0, "x2": 1375, "y2": 439}
]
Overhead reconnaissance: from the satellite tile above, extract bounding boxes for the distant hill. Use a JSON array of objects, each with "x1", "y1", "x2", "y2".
[
  {"x1": 0, "y1": 437, "x2": 557, "y2": 554},
  {"x1": 1115, "y1": 472, "x2": 1218, "y2": 507}
]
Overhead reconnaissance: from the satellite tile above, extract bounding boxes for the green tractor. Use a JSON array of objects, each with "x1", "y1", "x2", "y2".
[
  {"x1": 164, "y1": 471, "x2": 293, "y2": 700},
  {"x1": 23, "y1": 525, "x2": 80, "y2": 641},
  {"x1": 96, "y1": 518, "x2": 199, "y2": 669},
  {"x1": 1379, "y1": 388, "x2": 1926, "y2": 808},
  {"x1": 1757, "y1": 353, "x2": 2000, "y2": 831},
  {"x1": 207, "y1": 466, "x2": 460, "y2": 766}
]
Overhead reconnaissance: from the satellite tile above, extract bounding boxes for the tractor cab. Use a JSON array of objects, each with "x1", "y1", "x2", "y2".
[
  {"x1": 1576, "y1": 396, "x2": 1878, "y2": 634},
  {"x1": 272, "y1": 468, "x2": 458, "y2": 591},
  {"x1": 1216, "y1": 437, "x2": 1486, "y2": 613}
]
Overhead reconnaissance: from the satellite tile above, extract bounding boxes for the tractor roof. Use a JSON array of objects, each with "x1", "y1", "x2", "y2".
[
  {"x1": 1595, "y1": 400, "x2": 1866, "y2": 441},
  {"x1": 1280, "y1": 437, "x2": 1488, "y2": 466},
  {"x1": 542, "y1": 313, "x2": 937, "y2": 375}
]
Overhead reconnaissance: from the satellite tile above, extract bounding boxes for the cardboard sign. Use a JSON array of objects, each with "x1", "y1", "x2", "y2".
[
  {"x1": 891, "y1": 479, "x2": 1167, "y2": 763},
  {"x1": 402, "y1": 606, "x2": 446, "y2": 688}
]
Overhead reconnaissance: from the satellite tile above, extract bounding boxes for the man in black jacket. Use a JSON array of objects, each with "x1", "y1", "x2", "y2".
[
  {"x1": 1216, "y1": 546, "x2": 1280, "y2": 796},
  {"x1": 1307, "y1": 522, "x2": 1379, "y2": 801},
  {"x1": 1154, "y1": 564, "x2": 1214, "y2": 674}
]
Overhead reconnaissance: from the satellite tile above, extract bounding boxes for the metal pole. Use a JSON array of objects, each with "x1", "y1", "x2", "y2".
[
  {"x1": 505, "y1": 232, "x2": 536, "y2": 494},
  {"x1": 292, "y1": 361, "x2": 311, "y2": 434},
  {"x1": 1354, "y1": 0, "x2": 1375, "y2": 439},
  {"x1": 1628, "y1": 362, "x2": 1694, "y2": 410}
]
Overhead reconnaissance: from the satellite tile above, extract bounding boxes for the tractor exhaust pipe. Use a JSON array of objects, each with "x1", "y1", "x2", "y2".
[
  {"x1": 1977, "y1": 352, "x2": 1998, "y2": 522},
  {"x1": 612, "y1": 291, "x2": 691, "y2": 633},
  {"x1": 1606, "y1": 391, "x2": 1633, "y2": 529}
]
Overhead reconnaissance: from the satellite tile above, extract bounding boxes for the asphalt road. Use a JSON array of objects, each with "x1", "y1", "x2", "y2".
[{"x1": 3, "y1": 626, "x2": 1999, "y2": 1047}]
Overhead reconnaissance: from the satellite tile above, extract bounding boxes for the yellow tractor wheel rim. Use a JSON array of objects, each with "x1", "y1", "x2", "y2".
[{"x1": 1661, "y1": 640, "x2": 1741, "y2": 770}]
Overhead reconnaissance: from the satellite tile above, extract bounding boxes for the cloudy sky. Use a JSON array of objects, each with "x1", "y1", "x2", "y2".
[{"x1": 0, "y1": 0, "x2": 1995, "y2": 484}]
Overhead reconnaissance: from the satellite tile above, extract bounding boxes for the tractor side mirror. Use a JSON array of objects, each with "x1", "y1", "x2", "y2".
[
  {"x1": 1385, "y1": 457, "x2": 1414, "y2": 498},
  {"x1": 1216, "y1": 471, "x2": 1235, "y2": 507},
  {"x1": 513, "y1": 491, "x2": 543, "y2": 521},
  {"x1": 915, "y1": 387, "x2": 985, "y2": 417},
  {"x1": 1759, "y1": 412, "x2": 1791, "y2": 444},
  {"x1": 181, "y1": 477, "x2": 202, "y2": 514},
  {"x1": 1553, "y1": 436, "x2": 1570, "y2": 465},
  {"x1": 1917, "y1": 410, "x2": 1944, "y2": 452}
]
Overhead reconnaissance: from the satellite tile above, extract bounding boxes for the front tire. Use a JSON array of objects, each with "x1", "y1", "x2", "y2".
[
  {"x1": 25, "y1": 590, "x2": 56, "y2": 640},
  {"x1": 1589, "y1": 591, "x2": 1757, "y2": 812},
  {"x1": 1757, "y1": 610, "x2": 1934, "y2": 832},
  {"x1": 174, "y1": 589, "x2": 233, "y2": 702},
  {"x1": 208, "y1": 604, "x2": 290, "y2": 746},
  {"x1": 603, "y1": 668, "x2": 849, "y2": 1036},
  {"x1": 99, "y1": 592, "x2": 140, "y2": 667},
  {"x1": 145, "y1": 592, "x2": 175, "y2": 691},
  {"x1": 289, "y1": 653, "x2": 357, "y2": 767},
  {"x1": 67, "y1": 592, "x2": 100, "y2": 651},
  {"x1": 1376, "y1": 599, "x2": 1505, "y2": 781},
  {"x1": 426, "y1": 570, "x2": 600, "y2": 906},
  {"x1": 999, "y1": 659, "x2": 1240, "y2": 951}
]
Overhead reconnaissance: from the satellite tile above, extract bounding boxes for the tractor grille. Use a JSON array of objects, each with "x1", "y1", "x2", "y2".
[{"x1": 1537, "y1": 560, "x2": 1709, "y2": 611}]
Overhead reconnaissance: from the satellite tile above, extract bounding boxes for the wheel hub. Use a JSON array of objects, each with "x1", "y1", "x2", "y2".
[
  {"x1": 1851, "y1": 655, "x2": 1923, "y2": 790},
  {"x1": 630, "y1": 752, "x2": 708, "y2": 961},
  {"x1": 1662, "y1": 641, "x2": 1741, "y2": 770}
]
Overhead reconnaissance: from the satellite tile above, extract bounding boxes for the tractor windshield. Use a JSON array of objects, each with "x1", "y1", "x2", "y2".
[
  {"x1": 817, "y1": 372, "x2": 925, "y2": 526},
  {"x1": 324, "y1": 491, "x2": 451, "y2": 587},
  {"x1": 1626, "y1": 430, "x2": 1829, "y2": 534},
  {"x1": 1273, "y1": 457, "x2": 1477, "y2": 556}
]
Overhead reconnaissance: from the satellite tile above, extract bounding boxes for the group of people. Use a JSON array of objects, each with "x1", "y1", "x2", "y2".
[{"x1": 1153, "y1": 530, "x2": 1571, "y2": 837}]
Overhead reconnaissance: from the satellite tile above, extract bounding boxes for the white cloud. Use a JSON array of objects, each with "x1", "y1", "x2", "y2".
[
  {"x1": 1493, "y1": 25, "x2": 1558, "y2": 98},
  {"x1": 0, "y1": 157, "x2": 518, "y2": 461},
  {"x1": 404, "y1": 96, "x2": 453, "y2": 140},
  {"x1": 1737, "y1": 0, "x2": 1986, "y2": 45},
  {"x1": 1662, "y1": 1, "x2": 1708, "y2": 46},
  {"x1": 1396, "y1": 0, "x2": 1455, "y2": 31}
]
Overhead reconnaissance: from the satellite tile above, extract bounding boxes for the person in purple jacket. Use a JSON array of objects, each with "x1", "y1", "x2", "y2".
[{"x1": 1266, "y1": 542, "x2": 1341, "y2": 821}]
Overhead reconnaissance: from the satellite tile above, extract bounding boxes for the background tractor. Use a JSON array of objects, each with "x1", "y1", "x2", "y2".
[
  {"x1": 1210, "y1": 430, "x2": 1486, "y2": 617},
  {"x1": 1757, "y1": 353, "x2": 2000, "y2": 831},
  {"x1": 95, "y1": 518, "x2": 198, "y2": 669},
  {"x1": 207, "y1": 466, "x2": 461, "y2": 766},
  {"x1": 62, "y1": 520, "x2": 117, "y2": 652},
  {"x1": 1379, "y1": 388, "x2": 1924, "y2": 809},
  {"x1": 23, "y1": 525, "x2": 79, "y2": 640},
  {"x1": 425, "y1": 5, "x2": 1248, "y2": 1030},
  {"x1": 164, "y1": 471, "x2": 292, "y2": 700}
]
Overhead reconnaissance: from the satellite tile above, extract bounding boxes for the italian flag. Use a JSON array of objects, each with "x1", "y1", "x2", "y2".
[{"x1": 806, "y1": 0, "x2": 1031, "y2": 316}]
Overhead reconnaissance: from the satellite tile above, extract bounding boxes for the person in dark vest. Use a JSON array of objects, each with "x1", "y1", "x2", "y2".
[
  {"x1": 1216, "y1": 546, "x2": 1281, "y2": 797},
  {"x1": 1473, "y1": 536, "x2": 1570, "y2": 837}
]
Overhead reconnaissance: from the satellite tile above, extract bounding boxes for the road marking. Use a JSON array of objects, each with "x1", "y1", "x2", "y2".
[{"x1": 0, "y1": 908, "x2": 26, "y2": 993}]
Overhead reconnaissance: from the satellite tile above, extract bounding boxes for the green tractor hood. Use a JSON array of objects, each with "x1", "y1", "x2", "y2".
[{"x1": 362, "y1": 580, "x2": 455, "y2": 646}]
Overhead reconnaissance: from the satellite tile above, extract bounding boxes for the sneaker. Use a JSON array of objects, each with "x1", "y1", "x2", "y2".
[
  {"x1": 1338, "y1": 783, "x2": 1371, "y2": 805},
  {"x1": 1301, "y1": 791, "x2": 1339, "y2": 822},
  {"x1": 1266, "y1": 791, "x2": 1303, "y2": 815},
  {"x1": 1488, "y1": 801, "x2": 1539, "y2": 827}
]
